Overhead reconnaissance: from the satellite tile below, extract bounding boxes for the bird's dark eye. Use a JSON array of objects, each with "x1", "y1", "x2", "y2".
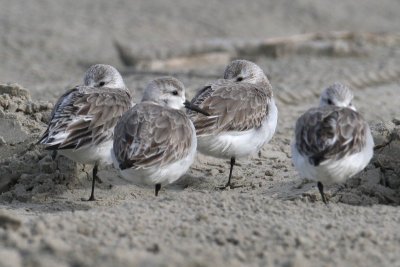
[
  {"x1": 327, "y1": 99, "x2": 333, "y2": 105},
  {"x1": 99, "y1": 81, "x2": 105, "y2": 87},
  {"x1": 172, "y1": 90, "x2": 178, "y2": 96},
  {"x1": 236, "y1": 77, "x2": 243, "y2": 82}
]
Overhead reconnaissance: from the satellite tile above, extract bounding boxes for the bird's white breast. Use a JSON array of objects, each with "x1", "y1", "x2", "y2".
[
  {"x1": 291, "y1": 127, "x2": 374, "y2": 185},
  {"x1": 58, "y1": 139, "x2": 114, "y2": 165},
  {"x1": 112, "y1": 121, "x2": 197, "y2": 186},
  {"x1": 197, "y1": 98, "x2": 278, "y2": 159}
]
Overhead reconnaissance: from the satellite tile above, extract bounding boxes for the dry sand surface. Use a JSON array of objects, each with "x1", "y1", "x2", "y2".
[{"x1": 1, "y1": 1, "x2": 400, "y2": 266}]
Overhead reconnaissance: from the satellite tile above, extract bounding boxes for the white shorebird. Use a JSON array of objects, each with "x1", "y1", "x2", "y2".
[
  {"x1": 112, "y1": 77, "x2": 209, "y2": 196},
  {"x1": 189, "y1": 59, "x2": 278, "y2": 189},
  {"x1": 291, "y1": 83, "x2": 374, "y2": 204},
  {"x1": 38, "y1": 64, "x2": 133, "y2": 201}
]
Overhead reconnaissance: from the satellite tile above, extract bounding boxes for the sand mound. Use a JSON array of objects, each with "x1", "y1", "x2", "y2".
[{"x1": 0, "y1": 83, "x2": 94, "y2": 203}]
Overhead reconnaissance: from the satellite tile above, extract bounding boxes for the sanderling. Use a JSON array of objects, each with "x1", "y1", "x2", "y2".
[
  {"x1": 291, "y1": 83, "x2": 374, "y2": 204},
  {"x1": 38, "y1": 64, "x2": 133, "y2": 201},
  {"x1": 112, "y1": 77, "x2": 209, "y2": 196},
  {"x1": 189, "y1": 59, "x2": 278, "y2": 189}
]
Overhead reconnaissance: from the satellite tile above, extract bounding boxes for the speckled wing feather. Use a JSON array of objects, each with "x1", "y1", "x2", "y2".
[
  {"x1": 189, "y1": 80, "x2": 272, "y2": 136},
  {"x1": 39, "y1": 86, "x2": 132, "y2": 150},
  {"x1": 295, "y1": 106, "x2": 368, "y2": 166},
  {"x1": 113, "y1": 103, "x2": 194, "y2": 170}
]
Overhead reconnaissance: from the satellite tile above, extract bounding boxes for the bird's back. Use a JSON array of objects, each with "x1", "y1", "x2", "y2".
[
  {"x1": 294, "y1": 106, "x2": 370, "y2": 166},
  {"x1": 39, "y1": 85, "x2": 132, "y2": 151},
  {"x1": 113, "y1": 102, "x2": 196, "y2": 170}
]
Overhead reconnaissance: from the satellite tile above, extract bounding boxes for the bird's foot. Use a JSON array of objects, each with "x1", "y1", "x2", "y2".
[{"x1": 217, "y1": 182, "x2": 244, "y2": 190}]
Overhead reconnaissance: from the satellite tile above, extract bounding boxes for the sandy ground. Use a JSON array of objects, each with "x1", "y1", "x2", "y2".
[{"x1": 1, "y1": 1, "x2": 400, "y2": 266}]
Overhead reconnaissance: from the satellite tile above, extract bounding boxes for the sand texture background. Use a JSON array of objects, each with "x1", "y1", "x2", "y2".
[{"x1": 0, "y1": 0, "x2": 400, "y2": 266}]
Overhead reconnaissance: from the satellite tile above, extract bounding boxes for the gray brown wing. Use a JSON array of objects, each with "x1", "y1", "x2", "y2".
[
  {"x1": 39, "y1": 86, "x2": 132, "y2": 150},
  {"x1": 189, "y1": 80, "x2": 272, "y2": 135},
  {"x1": 295, "y1": 106, "x2": 368, "y2": 166},
  {"x1": 113, "y1": 103, "x2": 194, "y2": 170}
]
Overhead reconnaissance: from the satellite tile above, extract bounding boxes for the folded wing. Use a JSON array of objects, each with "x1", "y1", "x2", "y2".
[
  {"x1": 113, "y1": 104, "x2": 194, "y2": 170},
  {"x1": 39, "y1": 86, "x2": 132, "y2": 150},
  {"x1": 189, "y1": 80, "x2": 272, "y2": 135},
  {"x1": 295, "y1": 107, "x2": 368, "y2": 166}
]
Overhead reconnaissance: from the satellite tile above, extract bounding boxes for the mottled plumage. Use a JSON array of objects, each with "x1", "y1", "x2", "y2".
[
  {"x1": 190, "y1": 79, "x2": 272, "y2": 135},
  {"x1": 189, "y1": 60, "x2": 278, "y2": 189},
  {"x1": 113, "y1": 104, "x2": 194, "y2": 171},
  {"x1": 112, "y1": 77, "x2": 204, "y2": 196},
  {"x1": 39, "y1": 86, "x2": 132, "y2": 151},
  {"x1": 291, "y1": 83, "x2": 373, "y2": 204},
  {"x1": 38, "y1": 64, "x2": 133, "y2": 201},
  {"x1": 294, "y1": 106, "x2": 368, "y2": 166}
]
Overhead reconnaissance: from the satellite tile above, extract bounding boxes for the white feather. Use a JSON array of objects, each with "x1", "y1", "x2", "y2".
[
  {"x1": 197, "y1": 98, "x2": 278, "y2": 159},
  {"x1": 291, "y1": 127, "x2": 374, "y2": 185},
  {"x1": 59, "y1": 140, "x2": 113, "y2": 165}
]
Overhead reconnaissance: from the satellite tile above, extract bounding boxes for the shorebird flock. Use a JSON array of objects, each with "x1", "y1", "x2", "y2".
[{"x1": 38, "y1": 60, "x2": 374, "y2": 204}]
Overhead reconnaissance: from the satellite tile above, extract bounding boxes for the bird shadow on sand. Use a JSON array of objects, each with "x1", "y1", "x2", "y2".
[
  {"x1": 273, "y1": 165, "x2": 400, "y2": 207},
  {"x1": 167, "y1": 173, "x2": 217, "y2": 192}
]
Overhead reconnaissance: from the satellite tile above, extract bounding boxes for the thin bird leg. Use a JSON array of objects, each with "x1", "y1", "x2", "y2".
[
  {"x1": 317, "y1": 181, "x2": 328, "y2": 205},
  {"x1": 51, "y1": 150, "x2": 58, "y2": 160},
  {"x1": 219, "y1": 157, "x2": 235, "y2": 190},
  {"x1": 374, "y1": 134, "x2": 395, "y2": 150},
  {"x1": 155, "y1": 183, "x2": 161, "y2": 196},
  {"x1": 87, "y1": 163, "x2": 98, "y2": 201},
  {"x1": 51, "y1": 150, "x2": 60, "y2": 171}
]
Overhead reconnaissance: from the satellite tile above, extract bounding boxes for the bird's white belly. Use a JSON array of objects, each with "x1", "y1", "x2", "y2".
[
  {"x1": 58, "y1": 140, "x2": 113, "y2": 165},
  {"x1": 291, "y1": 129, "x2": 374, "y2": 185},
  {"x1": 112, "y1": 125, "x2": 197, "y2": 186},
  {"x1": 197, "y1": 99, "x2": 278, "y2": 159}
]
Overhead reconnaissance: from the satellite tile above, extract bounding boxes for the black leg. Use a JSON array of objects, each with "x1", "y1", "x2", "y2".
[
  {"x1": 374, "y1": 135, "x2": 393, "y2": 151},
  {"x1": 227, "y1": 157, "x2": 235, "y2": 188},
  {"x1": 87, "y1": 163, "x2": 98, "y2": 201},
  {"x1": 51, "y1": 150, "x2": 60, "y2": 171},
  {"x1": 51, "y1": 150, "x2": 58, "y2": 160},
  {"x1": 219, "y1": 157, "x2": 235, "y2": 190},
  {"x1": 317, "y1": 181, "x2": 328, "y2": 204},
  {"x1": 155, "y1": 183, "x2": 161, "y2": 197}
]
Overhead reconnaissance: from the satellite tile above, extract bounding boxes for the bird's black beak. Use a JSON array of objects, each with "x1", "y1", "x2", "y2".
[{"x1": 184, "y1": 100, "x2": 210, "y2": 116}]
